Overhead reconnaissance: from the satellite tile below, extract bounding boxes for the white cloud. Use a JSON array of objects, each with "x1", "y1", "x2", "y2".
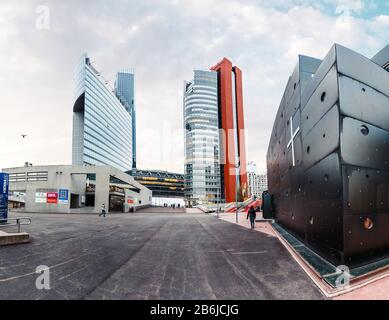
[{"x1": 0, "y1": 0, "x2": 388, "y2": 173}]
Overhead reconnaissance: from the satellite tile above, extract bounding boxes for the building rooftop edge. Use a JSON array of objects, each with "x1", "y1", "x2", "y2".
[
  {"x1": 210, "y1": 57, "x2": 233, "y2": 70},
  {"x1": 2, "y1": 164, "x2": 122, "y2": 171},
  {"x1": 129, "y1": 168, "x2": 184, "y2": 175}
]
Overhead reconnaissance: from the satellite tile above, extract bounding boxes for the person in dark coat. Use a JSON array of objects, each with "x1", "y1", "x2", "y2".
[{"x1": 247, "y1": 206, "x2": 256, "y2": 229}]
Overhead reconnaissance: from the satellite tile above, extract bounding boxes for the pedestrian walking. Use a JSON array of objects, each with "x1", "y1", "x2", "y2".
[
  {"x1": 99, "y1": 203, "x2": 106, "y2": 217},
  {"x1": 247, "y1": 206, "x2": 256, "y2": 229}
]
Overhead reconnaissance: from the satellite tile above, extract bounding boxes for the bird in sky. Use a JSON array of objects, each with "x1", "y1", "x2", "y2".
[{"x1": 21, "y1": 134, "x2": 27, "y2": 138}]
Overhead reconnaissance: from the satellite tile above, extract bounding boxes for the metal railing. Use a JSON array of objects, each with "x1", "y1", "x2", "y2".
[{"x1": 0, "y1": 217, "x2": 31, "y2": 233}]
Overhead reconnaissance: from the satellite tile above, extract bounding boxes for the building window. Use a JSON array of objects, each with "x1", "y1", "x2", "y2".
[
  {"x1": 27, "y1": 171, "x2": 48, "y2": 177},
  {"x1": 27, "y1": 177, "x2": 48, "y2": 182},
  {"x1": 9, "y1": 173, "x2": 26, "y2": 178},
  {"x1": 9, "y1": 178, "x2": 26, "y2": 182}
]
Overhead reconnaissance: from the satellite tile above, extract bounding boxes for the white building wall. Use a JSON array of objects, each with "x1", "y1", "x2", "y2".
[
  {"x1": 2, "y1": 165, "x2": 151, "y2": 214},
  {"x1": 247, "y1": 162, "x2": 268, "y2": 199}
]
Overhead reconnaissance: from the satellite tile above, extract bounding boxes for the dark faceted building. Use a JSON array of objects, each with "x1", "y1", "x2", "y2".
[{"x1": 267, "y1": 44, "x2": 389, "y2": 267}]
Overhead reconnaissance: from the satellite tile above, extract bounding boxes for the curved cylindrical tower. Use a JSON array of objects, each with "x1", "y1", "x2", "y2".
[{"x1": 184, "y1": 70, "x2": 221, "y2": 206}]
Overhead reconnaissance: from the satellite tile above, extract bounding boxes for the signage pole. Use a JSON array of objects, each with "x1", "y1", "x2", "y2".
[{"x1": 0, "y1": 173, "x2": 9, "y2": 223}]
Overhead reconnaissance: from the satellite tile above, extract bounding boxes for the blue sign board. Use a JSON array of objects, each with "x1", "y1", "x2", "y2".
[
  {"x1": 0, "y1": 173, "x2": 9, "y2": 222},
  {"x1": 58, "y1": 189, "x2": 69, "y2": 204}
]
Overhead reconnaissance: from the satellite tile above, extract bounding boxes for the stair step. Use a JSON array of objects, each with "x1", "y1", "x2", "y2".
[{"x1": 0, "y1": 231, "x2": 30, "y2": 246}]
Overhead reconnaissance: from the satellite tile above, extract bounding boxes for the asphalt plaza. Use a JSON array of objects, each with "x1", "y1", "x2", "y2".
[{"x1": 0, "y1": 209, "x2": 324, "y2": 300}]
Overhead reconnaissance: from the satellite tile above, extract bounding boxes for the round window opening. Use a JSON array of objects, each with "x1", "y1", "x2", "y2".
[
  {"x1": 364, "y1": 217, "x2": 374, "y2": 230},
  {"x1": 360, "y1": 125, "x2": 369, "y2": 136}
]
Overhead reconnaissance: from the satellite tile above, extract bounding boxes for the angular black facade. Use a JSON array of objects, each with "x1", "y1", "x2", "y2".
[{"x1": 267, "y1": 44, "x2": 389, "y2": 267}]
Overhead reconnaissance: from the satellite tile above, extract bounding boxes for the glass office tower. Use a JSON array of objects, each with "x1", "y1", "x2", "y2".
[
  {"x1": 72, "y1": 54, "x2": 133, "y2": 172},
  {"x1": 115, "y1": 70, "x2": 136, "y2": 169},
  {"x1": 184, "y1": 70, "x2": 222, "y2": 206}
]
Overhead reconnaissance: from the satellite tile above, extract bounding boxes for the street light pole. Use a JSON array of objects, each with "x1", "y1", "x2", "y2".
[
  {"x1": 235, "y1": 162, "x2": 240, "y2": 224},
  {"x1": 217, "y1": 184, "x2": 220, "y2": 218}
]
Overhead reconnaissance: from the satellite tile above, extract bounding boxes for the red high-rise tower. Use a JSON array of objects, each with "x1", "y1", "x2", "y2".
[{"x1": 211, "y1": 58, "x2": 248, "y2": 203}]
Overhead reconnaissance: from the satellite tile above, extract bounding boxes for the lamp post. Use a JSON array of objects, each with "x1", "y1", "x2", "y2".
[
  {"x1": 216, "y1": 185, "x2": 220, "y2": 218},
  {"x1": 235, "y1": 162, "x2": 240, "y2": 224}
]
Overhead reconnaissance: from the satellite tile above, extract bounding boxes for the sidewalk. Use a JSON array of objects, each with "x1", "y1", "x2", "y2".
[
  {"x1": 185, "y1": 208, "x2": 203, "y2": 214},
  {"x1": 217, "y1": 211, "x2": 389, "y2": 300},
  {"x1": 218, "y1": 211, "x2": 276, "y2": 237}
]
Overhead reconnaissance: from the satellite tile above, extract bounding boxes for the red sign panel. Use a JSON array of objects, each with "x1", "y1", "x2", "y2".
[{"x1": 47, "y1": 192, "x2": 58, "y2": 204}]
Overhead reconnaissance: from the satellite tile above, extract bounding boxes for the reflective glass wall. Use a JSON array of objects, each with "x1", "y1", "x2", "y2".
[
  {"x1": 72, "y1": 54, "x2": 133, "y2": 172},
  {"x1": 115, "y1": 71, "x2": 136, "y2": 169},
  {"x1": 184, "y1": 70, "x2": 222, "y2": 205}
]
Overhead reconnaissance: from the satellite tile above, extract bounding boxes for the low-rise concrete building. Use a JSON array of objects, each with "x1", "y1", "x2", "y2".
[{"x1": 2, "y1": 165, "x2": 152, "y2": 214}]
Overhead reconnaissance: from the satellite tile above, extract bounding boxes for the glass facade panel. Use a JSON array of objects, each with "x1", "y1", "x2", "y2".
[
  {"x1": 72, "y1": 54, "x2": 133, "y2": 172},
  {"x1": 184, "y1": 70, "x2": 222, "y2": 205},
  {"x1": 115, "y1": 71, "x2": 136, "y2": 168}
]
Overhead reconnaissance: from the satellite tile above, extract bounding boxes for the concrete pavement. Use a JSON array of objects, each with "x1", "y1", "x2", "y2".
[
  {"x1": 218, "y1": 210, "x2": 389, "y2": 300},
  {"x1": 0, "y1": 209, "x2": 324, "y2": 300}
]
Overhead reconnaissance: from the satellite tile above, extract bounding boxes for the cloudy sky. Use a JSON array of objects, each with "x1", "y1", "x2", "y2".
[{"x1": 1, "y1": 0, "x2": 389, "y2": 174}]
